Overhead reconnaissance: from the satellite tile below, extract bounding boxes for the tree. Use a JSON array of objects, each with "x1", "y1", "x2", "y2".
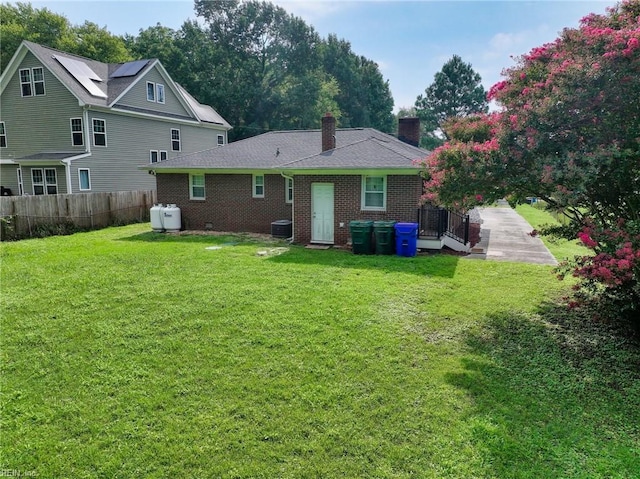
[
  {"x1": 192, "y1": 0, "x2": 324, "y2": 139},
  {"x1": 419, "y1": 0, "x2": 640, "y2": 322},
  {"x1": 320, "y1": 34, "x2": 394, "y2": 132},
  {"x1": 1, "y1": 2, "x2": 129, "y2": 72},
  {"x1": 1, "y1": 2, "x2": 73, "y2": 71},
  {"x1": 63, "y1": 21, "x2": 131, "y2": 63},
  {"x1": 414, "y1": 55, "x2": 488, "y2": 148}
]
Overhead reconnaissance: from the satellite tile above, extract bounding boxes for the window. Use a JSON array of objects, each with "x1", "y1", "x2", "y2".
[
  {"x1": 0, "y1": 122, "x2": 6, "y2": 148},
  {"x1": 362, "y1": 175, "x2": 386, "y2": 211},
  {"x1": 146, "y1": 81, "x2": 155, "y2": 102},
  {"x1": 217, "y1": 135, "x2": 225, "y2": 146},
  {"x1": 171, "y1": 128, "x2": 181, "y2": 151},
  {"x1": 150, "y1": 150, "x2": 159, "y2": 163},
  {"x1": 190, "y1": 174, "x2": 205, "y2": 200},
  {"x1": 17, "y1": 168, "x2": 23, "y2": 196},
  {"x1": 92, "y1": 119, "x2": 106, "y2": 147},
  {"x1": 32, "y1": 67, "x2": 45, "y2": 95},
  {"x1": 70, "y1": 118, "x2": 84, "y2": 146},
  {"x1": 32, "y1": 168, "x2": 57, "y2": 195},
  {"x1": 160, "y1": 151, "x2": 167, "y2": 162},
  {"x1": 156, "y1": 84, "x2": 165, "y2": 104},
  {"x1": 19, "y1": 69, "x2": 32, "y2": 97},
  {"x1": 253, "y1": 174, "x2": 264, "y2": 198},
  {"x1": 45, "y1": 169, "x2": 58, "y2": 194},
  {"x1": 285, "y1": 177, "x2": 293, "y2": 203},
  {"x1": 78, "y1": 169, "x2": 91, "y2": 191},
  {"x1": 19, "y1": 68, "x2": 45, "y2": 97},
  {"x1": 32, "y1": 169, "x2": 43, "y2": 195},
  {"x1": 146, "y1": 82, "x2": 164, "y2": 103}
]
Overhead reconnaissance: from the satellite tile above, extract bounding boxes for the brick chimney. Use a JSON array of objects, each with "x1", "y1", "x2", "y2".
[
  {"x1": 321, "y1": 113, "x2": 336, "y2": 152},
  {"x1": 398, "y1": 117, "x2": 420, "y2": 147}
]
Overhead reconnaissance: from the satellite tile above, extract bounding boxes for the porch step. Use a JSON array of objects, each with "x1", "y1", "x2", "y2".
[
  {"x1": 306, "y1": 244, "x2": 331, "y2": 250},
  {"x1": 471, "y1": 246, "x2": 485, "y2": 253}
]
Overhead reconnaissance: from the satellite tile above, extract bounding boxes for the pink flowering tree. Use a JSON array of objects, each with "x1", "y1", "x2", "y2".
[{"x1": 419, "y1": 0, "x2": 640, "y2": 321}]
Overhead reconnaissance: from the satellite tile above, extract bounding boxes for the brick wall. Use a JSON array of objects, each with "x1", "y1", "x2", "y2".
[
  {"x1": 294, "y1": 174, "x2": 423, "y2": 245},
  {"x1": 156, "y1": 173, "x2": 292, "y2": 233}
]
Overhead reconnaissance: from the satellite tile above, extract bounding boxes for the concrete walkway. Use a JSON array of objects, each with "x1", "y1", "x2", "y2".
[{"x1": 465, "y1": 202, "x2": 558, "y2": 265}]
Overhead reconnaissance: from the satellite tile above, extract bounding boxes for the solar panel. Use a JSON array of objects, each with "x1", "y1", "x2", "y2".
[
  {"x1": 110, "y1": 60, "x2": 149, "y2": 78},
  {"x1": 54, "y1": 55, "x2": 102, "y2": 81},
  {"x1": 53, "y1": 55, "x2": 107, "y2": 99}
]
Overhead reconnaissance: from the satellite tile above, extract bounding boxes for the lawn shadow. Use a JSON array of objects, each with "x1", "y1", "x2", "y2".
[
  {"x1": 116, "y1": 231, "x2": 460, "y2": 278},
  {"x1": 116, "y1": 231, "x2": 287, "y2": 246},
  {"x1": 268, "y1": 246, "x2": 460, "y2": 278},
  {"x1": 444, "y1": 303, "x2": 640, "y2": 477}
]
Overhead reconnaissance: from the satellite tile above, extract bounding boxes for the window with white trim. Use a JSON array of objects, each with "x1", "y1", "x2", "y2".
[
  {"x1": 217, "y1": 135, "x2": 225, "y2": 146},
  {"x1": 78, "y1": 169, "x2": 91, "y2": 191},
  {"x1": 160, "y1": 150, "x2": 167, "y2": 162},
  {"x1": 70, "y1": 118, "x2": 84, "y2": 146},
  {"x1": 190, "y1": 174, "x2": 205, "y2": 200},
  {"x1": 156, "y1": 84, "x2": 165, "y2": 104},
  {"x1": 361, "y1": 175, "x2": 386, "y2": 211},
  {"x1": 17, "y1": 168, "x2": 24, "y2": 196},
  {"x1": 19, "y1": 69, "x2": 32, "y2": 97},
  {"x1": 19, "y1": 68, "x2": 45, "y2": 97},
  {"x1": 285, "y1": 178, "x2": 293, "y2": 203},
  {"x1": 253, "y1": 174, "x2": 264, "y2": 198},
  {"x1": 32, "y1": 67, "x2": 45, "y2": 95},
  {"x1": 146, "y1": 81, "x2": 155, "y2": 102},
  {"x1": 171, "y1": 128, "x2": 181, "y2": 151},
  {"x1": 150, "y1": 150, "x2": 159, "y2": 163},
  {"x1": 32, "y1": 168, "x2": 57, "y2": 195},
  {"x1": 92, "y1": 119, "x2": 107, "y2": 147},
  {"x1": 0, "y1": 122, "x2": 6, "y2": 148}
]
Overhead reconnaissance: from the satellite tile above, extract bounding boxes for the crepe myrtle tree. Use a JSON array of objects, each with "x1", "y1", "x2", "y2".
[{"x1": 416, "y1": 0, "x2": 640, "y2": 322}]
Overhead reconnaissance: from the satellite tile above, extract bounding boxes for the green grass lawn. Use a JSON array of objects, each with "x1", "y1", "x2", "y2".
[
  {"x1": 1, "y1": 224, "x2": 638, "y2": 478},
  {"x1": 515, "y1": 204, "x2": 590, "y2": 261}
]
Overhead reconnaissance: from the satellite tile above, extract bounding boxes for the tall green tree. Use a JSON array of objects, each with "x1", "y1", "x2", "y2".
[
  {"x1": 193, "y1": 0, "x2": 324, "y2": 139},
  {"x1": 414, "y1": 55, "x2": 488, "y2": 147},
  {"x1": 0, "y1": 2, "x2": 129, "y2": 72},
  {"x1": 1, "y1": 2, "x2": 72, "y2": 70},
  {"x1": 62, "y1": 21, "x2": 131, "y2": 63},
  {"x1": 320, "y1": 34, "x2": 394, "y2": 132}
]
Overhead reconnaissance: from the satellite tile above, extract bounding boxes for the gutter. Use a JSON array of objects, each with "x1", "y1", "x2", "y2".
[{"x1": 280, "y1": 172, "x2": 294, "y2": 243}]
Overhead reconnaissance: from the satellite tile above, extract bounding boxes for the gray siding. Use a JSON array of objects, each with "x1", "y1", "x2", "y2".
[
  {"x1": 0, "y1": 52, "x2": 85, "y2": 159},
  {"x1": 116, "y1": 66, "x2": 192, "y2": 118},
  {"x1": 74, "y1": 111, "x2": 224, "y2": 193}
]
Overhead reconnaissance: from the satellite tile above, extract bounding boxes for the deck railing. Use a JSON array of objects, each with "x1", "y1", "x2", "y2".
[{"x1": 417, "y1": 206, "x2": 469, "y2": 245}]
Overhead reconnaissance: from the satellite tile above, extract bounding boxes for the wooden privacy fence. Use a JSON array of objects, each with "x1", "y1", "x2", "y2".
[{"x1": 0, "y1": 190, "x2": 157, "y2": 240}]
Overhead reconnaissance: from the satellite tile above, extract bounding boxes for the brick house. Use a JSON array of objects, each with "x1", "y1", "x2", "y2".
[{"x1": 146, "y1": 115, "x2": 470, "y2": 249}]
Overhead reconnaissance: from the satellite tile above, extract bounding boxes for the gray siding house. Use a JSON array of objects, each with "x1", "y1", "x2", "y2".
[{"x1": 0, "y1": 41, "x2": 231, "y2": 195}]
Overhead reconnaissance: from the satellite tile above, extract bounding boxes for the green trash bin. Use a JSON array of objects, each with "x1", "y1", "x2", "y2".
[
  {"x1": 374, "y1": 220, "x2": 397, "y2": 255},
  {"x1": 349, "y1": 220, "x2": 374, "y2": 254}
]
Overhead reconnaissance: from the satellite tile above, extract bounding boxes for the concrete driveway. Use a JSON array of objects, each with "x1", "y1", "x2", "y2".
[{"x1": 465, "y1": 202, "x2": 558, "y2": 265}]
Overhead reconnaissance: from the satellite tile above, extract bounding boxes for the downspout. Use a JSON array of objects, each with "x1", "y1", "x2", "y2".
[
  {"x1": 62, "y1": 106, "x2": 92, "y2": 194},
  {"x1": 280, "y1": 172, "x2": 294, "y2": 243}
]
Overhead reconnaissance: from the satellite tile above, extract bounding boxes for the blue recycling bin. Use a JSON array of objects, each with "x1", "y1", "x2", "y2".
[{"x1": 394, "y1": 222, "x2": 418, "y2": 257}]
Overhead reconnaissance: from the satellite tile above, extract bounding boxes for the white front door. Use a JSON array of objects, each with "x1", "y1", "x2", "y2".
[{"x1": 311, "y1": 183, "x2": 334, "y2": 244}]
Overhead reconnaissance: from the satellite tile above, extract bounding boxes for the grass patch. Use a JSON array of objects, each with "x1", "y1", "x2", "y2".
[
  {"x1": 515, "y1": 204, "x2": 590, "y2": 261},
  {"x1": 1, "y1": 224, "x2": 638, "y2": 478}
]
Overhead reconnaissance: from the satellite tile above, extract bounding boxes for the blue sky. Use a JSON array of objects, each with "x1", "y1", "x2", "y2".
[{"x1": 31, "y1": 0, "x2": 616, "y2": 111}]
